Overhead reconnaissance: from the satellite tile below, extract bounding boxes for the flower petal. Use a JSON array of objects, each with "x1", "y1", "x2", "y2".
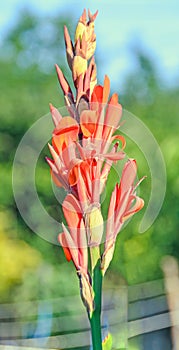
[
  {"x1": 122, "y1": 196, "x2": 144, "y2": 222},
  {"x1": 103, "y1": 150, "x2": 125, "y2": 161},
  {"x1": 58, "y1": 232, "x2": 72, "y2": 261},
  {"x1": 120, "y1": 159, "x2": 137, "y2": 193},
  {"x1": 91, "y1": 85, "x2": 103, "y2": 104},
  {"x1": 80, "y1": 110, "x2": 97, "y2": 137},
  {"x1": 54, "y1": 116, "x2": 79, "y2": 138},
  {"x1": 102, "y1": 75, "x2": 110, "y2": 104},
  {"x1": 49, "y1": 103, "x2": 62, "y2": 127},
  {"x1": 62, "y1": 194, "x2": 83, "y2": 230},
  {"x1": 111, "y1": 134, "x2": 126, "y2": 150}
]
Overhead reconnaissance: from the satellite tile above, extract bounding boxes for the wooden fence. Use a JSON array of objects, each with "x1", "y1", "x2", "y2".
[{"x1": 0, "y1": 279, "x2": 172, "y2": 349}]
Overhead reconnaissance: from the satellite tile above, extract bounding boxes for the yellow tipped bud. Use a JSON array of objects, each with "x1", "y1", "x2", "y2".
[
  {"x1": 75, "y1": 10, "x2": 97, "y2": 61},
  {"x1": 101, "y1": 240, "x2": 115, "y2": 276},
  {"x1": 75, "y1": 22, "x2": 86, "y2": 43},
  {"x1": 86, "y1": 206, "x2": 103, "y2": 246},
  {"x1": 90, "y1": 62, "x2": 97, "y2": 95},
  {"x1": 72, "y1": 55, "x2": 88, "y2": 82},
  {"x1": 85, "y1": 23, "x2": 96, "y2": 60}
]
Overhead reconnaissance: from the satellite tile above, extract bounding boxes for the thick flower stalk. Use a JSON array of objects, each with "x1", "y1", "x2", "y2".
[{"x1": 46, "y1": 9, "x2": 144, "y2": 350}]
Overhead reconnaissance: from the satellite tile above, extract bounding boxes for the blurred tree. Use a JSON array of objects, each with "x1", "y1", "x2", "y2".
[
  {"x1": 0, "y1": 8, "x2": 75, "y2": 300},
  {"x1": 0, "y1": 7, "x2": 179, "y2": 304},
  {"x1": 115, "y1": 45, "x2": 179, "y2": 285},
  {"x1": 122, "y1": 45, "x2": 160, "y2": 107}
]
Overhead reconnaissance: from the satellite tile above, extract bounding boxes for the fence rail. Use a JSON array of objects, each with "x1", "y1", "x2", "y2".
[{"x1": 0, "y1": 279, "x2": 172, "y2": 349}]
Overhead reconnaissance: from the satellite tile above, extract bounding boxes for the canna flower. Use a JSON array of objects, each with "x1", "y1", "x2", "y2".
[
  {"x1": 101, "y1": 159, "x2": 145, "y2": 275},
  {"x1": 46, "y1": 10, "x2": 145, "y2": 344}
]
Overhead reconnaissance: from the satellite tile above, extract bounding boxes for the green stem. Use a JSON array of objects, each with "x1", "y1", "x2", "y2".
[{"x1": 89, "y1": 259, "x2": 103, "y2": 350}]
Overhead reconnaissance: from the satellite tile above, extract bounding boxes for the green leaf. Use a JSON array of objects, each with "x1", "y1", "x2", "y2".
[{"x1": 102, "y1": 333, "x2": 113, "y2": 350}]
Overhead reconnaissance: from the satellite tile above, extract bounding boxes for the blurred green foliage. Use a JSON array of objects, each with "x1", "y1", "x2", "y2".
[{"x1": 0, "y1": 8, "x2": 179, "y2": 306}]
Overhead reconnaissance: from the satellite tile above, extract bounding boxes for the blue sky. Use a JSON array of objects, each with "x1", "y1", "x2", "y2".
[{"x1": 0, "y1": 0, "x2": 179, "y2": 89}]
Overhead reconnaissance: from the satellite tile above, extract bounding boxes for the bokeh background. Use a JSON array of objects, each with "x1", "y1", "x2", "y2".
[{"x1": 0, "y1": 0, "x2": 179, "y2": 348}]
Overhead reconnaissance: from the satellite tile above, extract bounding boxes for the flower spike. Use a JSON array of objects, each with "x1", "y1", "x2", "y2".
[{"x1": 46, "y1": 9, "x2": 145, "y2": 346}]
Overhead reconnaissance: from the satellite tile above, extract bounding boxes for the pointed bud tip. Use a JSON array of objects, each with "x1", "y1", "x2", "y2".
[
  {"x1": 88, "y1": 9, "x2": 98, "y2": 22},
  {"x1": 82, "y1": 8, "x2": 87, "y2": 22},
  {"x1": 47, "y1": 143, "x2": 52, "y2": 150},
  {"x1": 49, "y1": 102, "x2": 53, "y2": 111},
  {"x1": 45, "y1": 156, "x2": 51, "y2": 165}
]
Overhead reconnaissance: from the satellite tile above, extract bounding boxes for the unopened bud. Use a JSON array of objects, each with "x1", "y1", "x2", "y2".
[
  {"x1": 75, "y1": 10, "x2": 97, "y2": 61},
  {"x1": 86, "y1": 206, "x2": 103, "y2": 246},
  {"x1": 78, "y1": 269, "x2": 94, "y2": 317},
  {"x1": 101, "y1": 239, "x2": 115, "y2": 276},
  {"x1": 75, "y1": 22, "x2": 86, "y2": 43},
  {"x1": 72, "y1": 55, "x2": 87, "y2": 82}
]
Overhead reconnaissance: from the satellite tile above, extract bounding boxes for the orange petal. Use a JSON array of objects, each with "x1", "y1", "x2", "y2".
[
  {"x1": 58, "y1": 233, "x2": 72, "y2": 262},
  {"x1": 51, "y1": 170, "x2": 63, "y2": 187},
  {"x1": 59, "y1": 224, "x2": 79, "y2": 267},
  {"x1": 104, "y1": 150, "x2": 125, "y2": 161},
  {"x1": 120, "y1": 159, "x2": 137, "y2": 193},
  {"x1": 80, "y1": 110, "x2": 97, "y2": 137},
  {"x1": 102, "y1": 75, "x2": 110, "y2": 104},
  {"x1": 62, "y1": 194, "x2": 82, "y2": 229},
  {"x1": 49, "y1": 103, "x2": 62, "y2": 127},
  {"x1": 63, "y1": 247, "x2": 72, "y2": 261},
  {"x1": 104, "y1": 101, "x2": 122, "y2": 131},
  {"x1": 52, "y1": 117, "x2": 79, "y2": 154},
  {"x1": 68, "y1": 162, "x2": 80, "y2": 186},
  {"x1": 122, "y1": 197, "x2": 144, "y2": 222},
  {"x1": 54, "y1": 116, "x2": 79, "y2": 139},
  {"x1": 111, "y1": 134, "x2": 126, "y2": 150},
  {"x1": 91, "y1": 85, "x2": 103, "y2": 103},
  {"x1": 109, "y1": 93, "x2": 118, "y2": 105}
]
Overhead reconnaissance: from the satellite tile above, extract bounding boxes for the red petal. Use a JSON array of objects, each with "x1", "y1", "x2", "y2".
[{"x1": 91, "y1": 85, "x2": 103, "y2": 103}]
